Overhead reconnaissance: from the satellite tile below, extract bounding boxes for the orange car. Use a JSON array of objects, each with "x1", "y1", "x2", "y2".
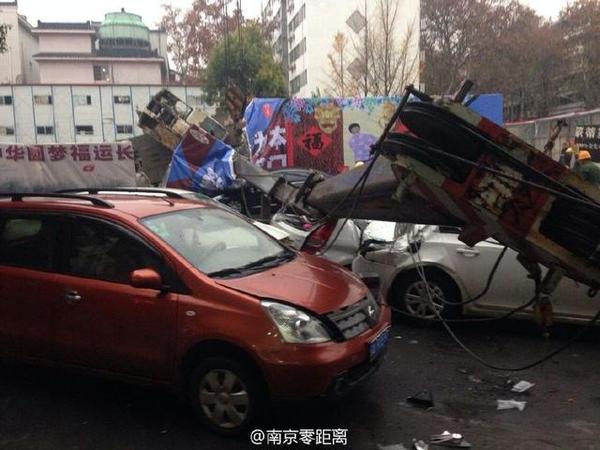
[{"x1": 0, "y1": 192, "x2": 390, "y2": 434}]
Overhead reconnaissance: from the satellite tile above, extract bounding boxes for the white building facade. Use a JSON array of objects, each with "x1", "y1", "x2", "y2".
[
  {"x1": 0, "y1": 3, "x2": 210, "y2": 144},
  {"x1": 0, "y1": 85, "x2": 206, "y2": 144},
  {"x1": 263, "y1": 0, "x2": 421, "y2": 97}
]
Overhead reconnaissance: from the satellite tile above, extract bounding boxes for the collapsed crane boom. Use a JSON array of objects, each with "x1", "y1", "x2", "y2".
[{"x1": 137, "y1": 84, "x2": 600, "y2": 301}]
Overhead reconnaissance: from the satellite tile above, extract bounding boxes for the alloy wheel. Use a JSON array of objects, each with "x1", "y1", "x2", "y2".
[
  {"x1": 199, "y1": 369, "x2": 249, "y2": 429},
  {"x1": 403, "y1": 280, "x2": 446, "y2": 319}
]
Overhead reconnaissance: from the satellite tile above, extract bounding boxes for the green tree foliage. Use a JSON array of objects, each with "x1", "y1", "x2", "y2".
[{"x1": 204, "y1": 23, "x2": 286, "y2": 103}]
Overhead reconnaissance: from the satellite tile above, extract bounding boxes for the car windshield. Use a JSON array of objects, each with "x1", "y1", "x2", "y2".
[{"x1": 141, "y1": 207, "x2": 293, "y2": 278}]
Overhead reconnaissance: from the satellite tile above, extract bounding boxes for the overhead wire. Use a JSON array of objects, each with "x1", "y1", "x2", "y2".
[{"x1": 384, "y1": 136, "x2": 600, "y2": 211}]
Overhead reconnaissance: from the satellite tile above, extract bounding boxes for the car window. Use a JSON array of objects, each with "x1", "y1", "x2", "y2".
[
  {"x1": 64, "y1": 217, "x2": 166, "y2": 284},
  {"x1": 142, "y1": 207, "x2": 289, "y2": 276},
  {"x1": 0, "y1": 215, "x2": 59, "y2": 271}
]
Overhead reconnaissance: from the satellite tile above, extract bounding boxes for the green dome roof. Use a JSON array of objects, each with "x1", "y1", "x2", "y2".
[{"x1": 98, "y1": 10, "x2": 150, "y2": 43}]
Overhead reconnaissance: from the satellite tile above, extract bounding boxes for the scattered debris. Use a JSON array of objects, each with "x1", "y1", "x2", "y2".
[
  {"x1": 511, "y1": 380, "x2": 535, "y2": 393},
  {"x1": 430, "y1": 431, "x2": 471, "y2": 448},
  {"x1": 497, "y1": 399, "x2": 527, "y2": 411},
  {"x1": 409, "y1": 340, "x2": 419, "y2": 345},
  {"x1": 457, "y1": 368, "x2": 469, "y2": 375},
  {"x1": 407, "y1": 390, "x2": 434, "y2": 408},
  {"x1": 413, "y1": 438, "x2": 429, "y2": 450},
  {"x1": 395, "y1": 335, "x2": 404, "y2": 340},
  {"x1": 468, "y1": 375, "x2": 483, "y2": 384}
]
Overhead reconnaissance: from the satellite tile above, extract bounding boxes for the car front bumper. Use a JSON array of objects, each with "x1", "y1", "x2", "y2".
[{"x1": 258, "y1": 306, "x2": 392, "y2": 399}]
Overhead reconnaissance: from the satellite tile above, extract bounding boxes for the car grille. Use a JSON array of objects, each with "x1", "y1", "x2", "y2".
[{"x1": 327, "y1": 297, "x2": 379, "y2": 340}]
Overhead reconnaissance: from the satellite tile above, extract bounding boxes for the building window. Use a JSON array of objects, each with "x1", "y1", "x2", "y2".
[
  {"x1": 0, "y1": 126, "x2": 14, "y2": 136},
  {"x1": 290, "y1": 69, "x2": 307, "y2": 94},
  {"x1": 75, "y1": 125, "x2": 94, "y2": 136},
  {"x1": 0, "y1": 96, "x2": 12, "y2": 105},
  {"x1": 288, "y1": 3, "x2": 305, "y2": 34},
  {"x1": 187, "y1": 95, "x2": 204, "y2": 107},
  {"x1": 116, "y1": 125, "x2": 133, "y2": 134},
  {"x1": 73, "y1": 95, "x2": 92, "y2": 106},
  {"x1": 94, "y1": 65, "x2": 111, "y2": 82},
  {"x1": 114, "y1": 95, "x2": 131, "y2": 104},
  {"x1": 36, "y1": 126, "x2": 54, "y2": 135},
  {"x1": 34, "y1": 95, "x2": 53, "y2": 105},
  {"x1": 289, "y1": 38, "x2": 306, "y2": 63}
]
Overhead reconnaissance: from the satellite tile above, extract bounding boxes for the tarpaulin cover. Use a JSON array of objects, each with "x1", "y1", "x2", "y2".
[
  {"x1": 166, "y1": 125, "x2": 236, "y2": 192},
  {"x1": 244, "y1": 94, "x2": 503, "y2": 174},
  {"x1": 0, "y1": 142, "x2": 135, "y2": 192}
]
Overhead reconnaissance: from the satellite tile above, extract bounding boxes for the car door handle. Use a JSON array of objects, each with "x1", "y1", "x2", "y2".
[
  {"x1": 456, "y1": 247, "x2": 480, "y2": 257},
  {"x1": 64, "y1": 290, "x2": 83, "y2": 304}
]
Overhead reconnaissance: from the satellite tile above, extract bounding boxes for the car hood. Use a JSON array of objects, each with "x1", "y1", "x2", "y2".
[{"x1": 216, "y1": 253, "x2": 367, "y2": 314}]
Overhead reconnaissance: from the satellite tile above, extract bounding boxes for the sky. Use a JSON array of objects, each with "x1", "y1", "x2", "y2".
[
  {"x1": 16, "y1": 0, "x2": 566, "y2": 29},
  {"x1": 16, "y1": 0, "x2": 262, "y2": 29}
]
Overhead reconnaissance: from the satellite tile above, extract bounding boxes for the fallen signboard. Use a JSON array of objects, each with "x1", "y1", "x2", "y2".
[{"x1": 0, "y1": 142, "x2": 135, "y2": 192}]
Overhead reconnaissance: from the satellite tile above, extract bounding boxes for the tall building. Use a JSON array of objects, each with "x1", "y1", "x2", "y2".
[
  {"x1": 262, "y1": 0, "x2": 420, "y2": 97},
  {"x1": 0, "y1": 2, "x2": 209, "y2": 144}
]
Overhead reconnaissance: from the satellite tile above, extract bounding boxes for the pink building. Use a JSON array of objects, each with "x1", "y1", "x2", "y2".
[{"x1": 0, "y1": 4, "x2": 169, "y2": 85}]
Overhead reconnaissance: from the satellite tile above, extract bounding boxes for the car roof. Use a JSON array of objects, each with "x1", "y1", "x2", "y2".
[{"x1": 0, "y1": 193, "x2": 209, "y2": 219}]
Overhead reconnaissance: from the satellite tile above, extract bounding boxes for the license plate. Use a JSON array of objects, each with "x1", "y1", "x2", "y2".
[{"x1": 368, "y1": 326, "x2": 390, "y2": 361}]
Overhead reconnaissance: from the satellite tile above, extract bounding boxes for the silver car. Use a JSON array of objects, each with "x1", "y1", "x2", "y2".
[{"x1": 352, "y1": 224, "x2": 600, "y2": 324}]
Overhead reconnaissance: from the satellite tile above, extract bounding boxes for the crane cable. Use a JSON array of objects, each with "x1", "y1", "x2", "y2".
[{"x1": 404, "y1": 226, "x2": 600, "y2": 371}]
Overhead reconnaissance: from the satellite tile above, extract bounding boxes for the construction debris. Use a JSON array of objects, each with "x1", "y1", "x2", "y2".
[
  {"x1": 497, "y1": 399, "x2": 527, "y2": 411},
  {"x1": 430, "y1": 431, "x2": 471, "y2": 448},
  {"x1": 511, "y1": 380, "x2": 535, "y2": 393},
  {"x1": 407, "y1": 391, "x2": 434, "y2": 408}
]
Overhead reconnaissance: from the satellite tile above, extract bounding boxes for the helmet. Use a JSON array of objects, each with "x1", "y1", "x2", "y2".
[{"x1": 578, "y1": 150, "x2": 592, "y2": 161}]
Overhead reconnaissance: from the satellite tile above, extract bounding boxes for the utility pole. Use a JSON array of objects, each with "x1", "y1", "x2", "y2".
[
  {"x1": 280, "y1": 0, "x2": 290, "y2": 96},
  {"x1": 341, "y1": 43, "x2": 345, "y2": 97},
  {"x1": 363, "y1": 0, "x2": 368, "y2": 96}
]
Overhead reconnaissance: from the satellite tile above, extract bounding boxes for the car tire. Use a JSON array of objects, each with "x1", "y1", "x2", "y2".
[
  {"x1": 389, "y1": 269, "x2": 462, "y2": 322},
  {"x1": 189, "y1": 356, "x2": 268, "y2": 435}
]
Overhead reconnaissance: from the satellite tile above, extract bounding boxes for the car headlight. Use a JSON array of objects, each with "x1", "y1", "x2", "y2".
[
  {"x1": 261, "y1": 301, "x2": 331, "y2": 344},
  {"x1": 365, "y1": 291, "x2": 381, "y2": 322}
]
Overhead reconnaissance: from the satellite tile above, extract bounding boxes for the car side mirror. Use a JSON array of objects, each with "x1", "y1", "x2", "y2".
[
  {"x1": 358, "y1": 239, "x2": 387, "y2": 256},
  {"x1": 130, "y1": 268, "x2": 163, "y2": 290}
]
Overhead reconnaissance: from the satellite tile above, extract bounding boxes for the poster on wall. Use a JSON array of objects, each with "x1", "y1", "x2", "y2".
[
  {"x1": 244, "y1": 94, "x2": 503, "y2": 174},
  {"x1": 0, "y1": 142, "x2": 135, "y2": 192}
]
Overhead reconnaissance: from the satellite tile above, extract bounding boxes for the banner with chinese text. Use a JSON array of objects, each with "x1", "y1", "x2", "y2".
[
  {"x1": 165, "y1": 125, "x2": 236, "y2": 193},
  {"x1": 574, "y1": 125, "x2": 600, "y2": 162},
  {"x1": 0, "y1": 142, "x2": 135, "y2": 192},
  {"x1": 244, "y1": 95, "x2": 503, "y2": 174}
]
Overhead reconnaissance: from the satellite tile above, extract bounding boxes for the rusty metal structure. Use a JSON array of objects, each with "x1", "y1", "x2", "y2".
[{"x1": 137, "y1": 82, "x2": 600, "y2": 315}]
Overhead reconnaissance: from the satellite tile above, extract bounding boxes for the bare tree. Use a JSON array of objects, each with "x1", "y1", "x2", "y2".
[
  {"x1": 366, "y1": 5, "x2": 419, "y2": 96},
  {"x1": 160, "y1": 5, "x2": 193, "y2": 81},
  {"x1": 346, "y1": 0, "x2": 419, "y2": 97},
  {"x1": 325, "y1": 32, "x2": 360, "y2": 96}
]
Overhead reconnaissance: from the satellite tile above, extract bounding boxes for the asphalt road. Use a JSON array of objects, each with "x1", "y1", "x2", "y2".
[{"x1": 1, "y1": 319, "x2": 599, "y2": 450}]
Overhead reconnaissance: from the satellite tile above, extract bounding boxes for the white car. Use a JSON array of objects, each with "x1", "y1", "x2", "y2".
[
  {"x1": 352, "y1": 224, "x2": 600, "y2": 324},
  {"x1": 271, "y1": 212, "x2": 361, "y2": 266}
]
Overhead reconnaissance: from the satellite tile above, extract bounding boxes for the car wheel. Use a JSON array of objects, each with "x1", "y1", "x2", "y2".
[
  {"x1": 189, "y1": 356, "x2": 268, "y2": 435},
  {"x1": 390, "y1": 270, "x2": 462, "y2": 322}
]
